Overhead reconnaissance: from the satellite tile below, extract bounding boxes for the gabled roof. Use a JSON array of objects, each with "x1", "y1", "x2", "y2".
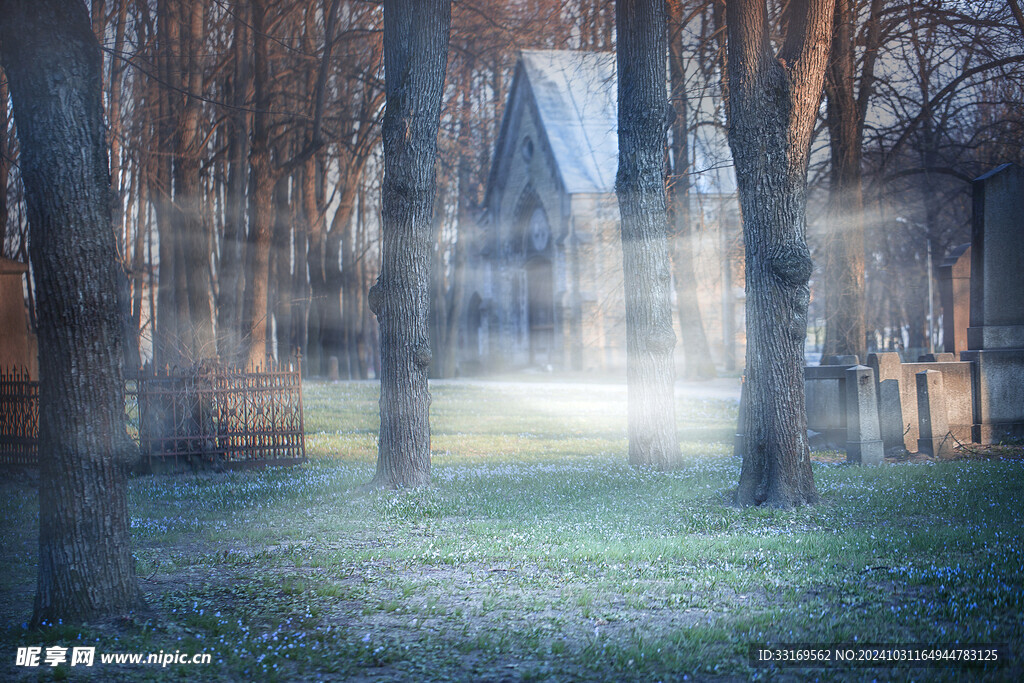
[
  {"x1": 520, "y1": 50, "x2": 618, "y2": 194},
  {"x1": 488, "y1": 49, "x2": 736, "y2": 201}
]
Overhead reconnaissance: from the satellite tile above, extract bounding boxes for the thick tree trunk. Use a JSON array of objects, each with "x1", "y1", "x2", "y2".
[
  {"x1": 726, "y1": 0, "x2": 834, "y2": 507},
  {"x1": 821, "y1": 0, "x2": 866, "y2": 360},
  {"x1": 615, "y1": 0, "x2": 680, "y2": 470},
  {"x1": 370, "y1": 0, "x2": 451, "y2": 489},
  {"x1": 667, "y1": 0, "x2": 716, "y2": 381},
  {"x1": 0, "y1": 0, "x2": 143, "y2": 624}
]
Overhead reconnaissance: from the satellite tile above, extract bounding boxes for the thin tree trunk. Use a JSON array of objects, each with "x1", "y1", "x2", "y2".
[
  {"x1": 370, "y1": 0, "x2": 451, "y2": 489},
  {"x1": 271, "y1": 174, "x2": 293, "y2": 361},
  {"x1": 429, "y1": 182, "x2": 449, "y2": 379},
  {"x1": 726, "y1": 0, "x2": 833, "y2": 507},
  {"x1": 615, "y1": 0, "x2": 680, "y2": 470},
  {"x1": 153, "y1": 0, "x2": 181, "y2": 368},
  {"x1": 304, "y1": 156, "x2": 326, "y2": 376},
  {"x1": 0, "y1": 0, "x2": 143, "y2": 624},
  {"x1": 821, "y1": 0, "x2": 867, "y2": 359},
  {"x1": 667, "y1": 0, "x2": 716, "y2": 380},
  {"x1": 241, "y1": 0, "x2": 275, "y2": 370},
  {"x1": 218, "y1": 6, "x2": 250, "y2": 366},
  {"x1": 176, "y1": 0, "x2": 214, "y2": 361}
]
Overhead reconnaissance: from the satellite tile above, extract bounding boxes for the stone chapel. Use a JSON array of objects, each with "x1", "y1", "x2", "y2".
[{"x1": 459, "y1": 50, "x2": 741, "y2": 374}]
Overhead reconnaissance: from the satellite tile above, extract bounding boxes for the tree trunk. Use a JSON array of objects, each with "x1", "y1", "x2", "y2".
[
  {"x1": 271, "y1": 174, "x2": 293, "y2": 362},
  {"x1": 821, "y1": 0, "x2": 866, "y2": 359},
  {"x1": 667, "y1": 0, "x2": 717, "y2": 381},
  {"x1": 217, "y1": 5, "x2": 250, "y2": 366},
  {"x1": 304, "y1": 156, "x2": 327, "y2": 376},
  {"x1": 615, "y1": 0, "x2": 680, "y2": 470},
  {"x1": 153, "y1": 0, "x2": 181, "y2": 368},
  {"x1": 241, "y1": 0, "x2": 274, "y2": 371},
  {"x1": 0, "y1": 0, "x2": 143, "y2": 624},
  {"x1": 726, "y1": 0, "x2": 834, "y2": 507},
  {"x1": 370, "y1": 0, "x2": 451, "y2": 489},
  {"x1": 175, "y1": 0, "x2": 214, "y2": 361}
]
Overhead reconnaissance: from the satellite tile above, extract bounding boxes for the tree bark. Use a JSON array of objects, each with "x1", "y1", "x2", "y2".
[
  {"x1": 241, "y1": 0, "x2": 275, "y2": 371},
  {"x1": 217, "y1": 5, "x2": 250, "y2": 366},
  {"x1": 370, "y1": 0, "x2": 451, "y2": 489},
  {"x1": 0, "y1": 0, "x2": 143, "y2": 624},
  {"x1": 175, "y1": 0, "x2": 215, "y2": 361},
  {"x1": 615, "y1": 0, "x2": 680, "y2": 470},
  {"x1": 726, "y1": 0, "x2": 834, "y2": 507}
]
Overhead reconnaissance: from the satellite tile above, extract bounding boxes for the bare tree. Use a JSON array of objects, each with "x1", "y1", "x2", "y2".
[
  {"x1": 0, "y1": 0, "x2": 143, "y2": 623},
  {"x1": 369, "y1": 0, "x2": 452, "y2": 488},
  {"x1": 667, "y1": 0, "x2": 717, "y2": 381},
  {"x1": 725, "y1": 0, "x2": 834, "y2": 507},
  {"x1": 819, "y1": 0, "x2": 884, "y2": 360},
  {"x1": 615, "y1": 0, "x2": 680, "y2": 469}
]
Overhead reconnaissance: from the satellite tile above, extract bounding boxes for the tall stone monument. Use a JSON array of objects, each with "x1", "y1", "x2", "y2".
[{"x1": 959, "y1": 164, "x2": 1024, "y2": 443}]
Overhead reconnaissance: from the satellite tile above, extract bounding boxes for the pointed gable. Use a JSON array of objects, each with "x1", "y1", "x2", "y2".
[{"x1": 488, "y1": 49, "x2": 734, "y2": 203}]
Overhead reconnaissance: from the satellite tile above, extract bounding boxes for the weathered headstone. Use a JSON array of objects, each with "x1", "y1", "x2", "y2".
[
  {"x1": 846, "y1": 365, "x2": 884, "y2": 465},
  {"x1": 878, "y1": 378, "x2": 906, "y2": 454},
  {"x1": 938, "y1": 243, "x2": 971, "y2": 356},
  {"x1": 916, "y1": 369, "x2": 954, "y2": 458},
  {"x1": 328, "y1": 356, "x2": 340, "y2": 382},
  {"x1": 804, "y1": 365, "x2": 849, "y2": 450},
  {"x1": 959, "y1": 164, "x2": 1024, "y2": 443}
]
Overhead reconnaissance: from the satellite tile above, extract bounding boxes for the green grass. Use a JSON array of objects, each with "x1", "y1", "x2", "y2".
[{"x1": 1, "y1": 377, "x2": 1022, "y2": 681}]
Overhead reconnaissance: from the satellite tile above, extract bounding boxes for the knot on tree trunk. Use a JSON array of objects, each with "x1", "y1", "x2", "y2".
[
  {"x1": 368, "y1": 281, "x2": 383, "y2": 316},
  {"x1": 647, "y1": 324, "x2": 677, "y2": 355},
  {"x1": 768, "y1": 243, "x2": 813, "y2": 288},
  {"x1": 413, "y1": 342, "x2": 432, "y2": 368}
]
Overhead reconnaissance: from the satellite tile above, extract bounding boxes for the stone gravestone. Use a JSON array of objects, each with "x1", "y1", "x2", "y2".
[
  {"x1": 939, "y1": 243, "x2": 971, "y2": 356},
  {"x1": 959, "y1": 164, "x2": 1024, "y2": 443},
  {"x1": 916, "y1": 369, "x2": 954, "y2": 458},
  {"x1": 845, "y1": 365, "x2": 884, "y2": 465},
  {"x1": 877, "y1": 379, "x2": 905, "y2": 455}
]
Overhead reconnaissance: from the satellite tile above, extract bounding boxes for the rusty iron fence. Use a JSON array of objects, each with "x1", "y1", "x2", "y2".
[
  {"x1": 2, "y1": 359, "x2": 305, "y2": 470},
  {"x1": 0, "y1": 366, "x2": 38, "y2": 467},
  {"x1": 130, "y1": 358, "x2": 306, "y2": 469}
]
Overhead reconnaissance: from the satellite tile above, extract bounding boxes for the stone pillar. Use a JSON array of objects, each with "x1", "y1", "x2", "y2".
[
  {"x1": 959, "y1": 164, "x2": 1024, "y2": 443},
  {"x1": 916, "y1": 369, "x2": 953, "y2": 458},
  {"x1": 845, "y1": 365, "x2": 884, "y2": 466},
  {"x1": 938, "y1": 243, "x2": 971, "y2": 356},
  {"x1": 866, "y1": 352, "x2": 905, "y2": 447}
]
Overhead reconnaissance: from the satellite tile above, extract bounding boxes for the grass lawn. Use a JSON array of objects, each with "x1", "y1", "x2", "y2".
[{"x1": 1, "y1": 376, "x2": 1022, "y2": 681}]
